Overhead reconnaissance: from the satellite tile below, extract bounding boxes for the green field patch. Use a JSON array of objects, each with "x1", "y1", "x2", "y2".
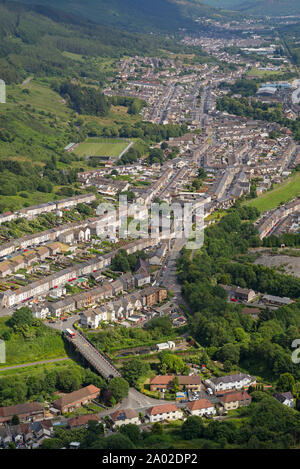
[
  {"x1": 62, "y1": 51, "x2": 85, "y2": 62},
  {"x1": 0, "y1": 317, "x2": 67, "y2": 367},
  {"x1": 73, "y1": 137, "x2": 131, "y2": 158},
  {"x1": 244, "y1": 172, "x2": 300, "y2": 213}
]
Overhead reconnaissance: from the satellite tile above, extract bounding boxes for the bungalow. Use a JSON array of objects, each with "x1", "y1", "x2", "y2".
[
  {"x1": 186, "y1": 399, "x2": 216, "y2": 417},
  {"x1": 146, "y1": 404, "x2": 183, "y2": 423},
  {"x1": 67, "y1": 414, "x2": 100, "y2": 429},
  {"x1": 219, "y1": 390, "x2": 252, "y2": 411},
  {"x1": 0, "y1": 402, "x2": 45, "y2": 424},
  {"x1": 110, "y1": 409, "x2": 140, "y2": 427},
  {"x1": 205, "y1": 373, "x2": 256, "y2": 393},
  {"x1": 150, "y1": 375, "x2": 203, "y2": 392},
  {"x1": 52, "y1": 385, "x2": 100, "y2": 414}
]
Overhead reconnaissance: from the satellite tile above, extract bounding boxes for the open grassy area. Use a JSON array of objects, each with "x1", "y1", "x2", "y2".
[
  {"x1": 246, "y1": 67, "x2": 283, "y2": 78},
  {"x1": 73, "y1": 137, "x2": 130, "y2": 158},
  {"x1": 244, "y1": 172, "x2": 300, "y2": 213},
  {"x1": 0, "y1": 317, "x2": 67, "y2": 367},
  {"x1": 7, "y1": 79, "x2": 72, "y2": 122}
]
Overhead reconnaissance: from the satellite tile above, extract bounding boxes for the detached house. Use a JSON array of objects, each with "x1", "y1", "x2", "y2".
[
  {"x1": 110, "y1": 409, "x2": 140, "y2": 428},
  {"x1": 146, "y1": 404, "x2": 183, "y2": 423},
  {"x1": 273, "y1": 391, "x2": 295, "y2": 408},
  {"x1": 186, "y1": 399, "x2": 216, "y2": 417},
  {"x1": 219, "y1": 390, "x2": 252, "y2": 412},
  {"x1": 205, "y1": 373, "x2": 256, "y2": 394}
]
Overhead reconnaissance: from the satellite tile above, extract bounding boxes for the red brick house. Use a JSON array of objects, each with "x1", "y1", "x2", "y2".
[
  {"x1": 0, "y1": 402, "x2": 45, "y2": 424},
  {"x1": 150, "y1": 375, "x2": 202, "y2": 392},
  {"x1": 52, "y1": 385, "x2": 100, "y2": 414}
]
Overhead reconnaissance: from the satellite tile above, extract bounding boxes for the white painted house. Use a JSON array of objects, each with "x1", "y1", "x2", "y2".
[
  {"x1": 110, "y1": 409, "x2": 140, "y2": 427},
  {"x1": 186, "y1": 399, "x2": 216, "y2": 417},
  {"x1": 205, "y1": 373, "x2": 256, "y2": 393},
  {"x1": 146, "y1": 404, "x2": 183, "y2": 423}
]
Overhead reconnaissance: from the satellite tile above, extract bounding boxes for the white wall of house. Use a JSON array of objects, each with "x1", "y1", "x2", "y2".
[{"x1": 147, "y1": 410, "x2": 183, "y2": 423}]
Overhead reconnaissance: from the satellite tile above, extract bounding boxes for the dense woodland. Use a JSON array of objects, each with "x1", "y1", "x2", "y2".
[
  {"x1": 177, "y1": 205, "x2": 300, "y2": 382},
  {"x1": 0, "y1": 1, "x2": 210, "y2": 85}
]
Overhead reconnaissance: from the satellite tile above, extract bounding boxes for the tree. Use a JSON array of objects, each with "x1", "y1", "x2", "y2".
[
  {"x1": 216, "y1": 343, "x2": 240, "y2": 365},
  {"x1": 83, "y1": 420, "x2": 104, "y2": 448},
  {"x1": 277, "y1": 373, "x2": 295, "y2": 394},
  {"x1": 8, "y1": 307, "x2": 34, "y2": 329},
  {"x1": 120, "y1": 424, "x2": 141, "y2": 444},
  {"x1": 151, "y1": 422, "x2": 163, "y2": 434},
  {"x1": 108, "y1": 377, "x2": 129, "y2": 402},
  {"x1": 171, "y1": 376, "x2": 180, "y2": 393},
  {"x1": 91, "y1": 434, "x2": 135, "y2": 449},
  {"x1": 121, "y1": 359, "x2": 150, "y2": 386},
  {"x1": 181, "y1": 416, "x2": 204, "y2": 440},
  {"x1": 158, "y1": 352, "x2": 186, "y2": 374},
  {"x1": 41, "y1": 438, "x2": 63, "y2": 449},
  {"x1": 11, "y1": 415, "x2": 20, "y2": 425}
]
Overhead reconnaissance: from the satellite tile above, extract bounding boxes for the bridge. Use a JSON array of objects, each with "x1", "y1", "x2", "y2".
[{"x1": 64, "y1": 330, "x2": 121, "y2": 380}]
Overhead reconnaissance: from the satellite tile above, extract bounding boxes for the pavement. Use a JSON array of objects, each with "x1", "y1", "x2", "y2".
[
  {"x1": 96, "y1": 387, "x2": 175, "y2": 418},
  {"x1": 0, "y1": 357, "x2": 70, "y2": 372}
]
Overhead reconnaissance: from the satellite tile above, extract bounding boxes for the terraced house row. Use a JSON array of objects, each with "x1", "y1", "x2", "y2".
[
  {"x1": 0, "y1": 193, "x2": 96, "y2": 226},
  {"x1": 0, "y1": 238, "x2": 159, "y2": 308}
]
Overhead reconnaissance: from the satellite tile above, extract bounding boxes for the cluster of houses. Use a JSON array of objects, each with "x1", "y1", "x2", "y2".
[
  {"x1": 0, "y1": 242, "x2": 64, "y2": 279},
  {"x1": 79, "y1": 285, "x2": 167, "y2": 327},
  {"x1": 220, "y1": 283, "x2": 293, "y2": 309},
  {"x1": 256, "y1": 197, "x2": 300, "y2": 240},
  {"x1": 0, "y1": 371, "x2": 296, "y2": 448},
  {"x1": 0, "y1": 238, "x2": 159, "y2": 309}
]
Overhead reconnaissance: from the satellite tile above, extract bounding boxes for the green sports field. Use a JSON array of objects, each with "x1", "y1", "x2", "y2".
[
  {"x1": 73, "y1": 138, "x2": 130, "y2": 158},
  {"x1": 245, "y1": 172, "x2": 300, "y2": 213}
]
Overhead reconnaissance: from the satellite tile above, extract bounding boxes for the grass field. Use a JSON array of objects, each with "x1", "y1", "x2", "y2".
[
  {"x1": 245, "y1": 172, "x2": 300, "y2": 213},
  {"x1": 246, "y1": 67, "x2": 283, "y2": 78},
  {"x1": 0, "y1": 317, "x2": 67, "y2": 367},
  {"x1": 73, "y1": 138, "x2": 130, "y2": 158}
]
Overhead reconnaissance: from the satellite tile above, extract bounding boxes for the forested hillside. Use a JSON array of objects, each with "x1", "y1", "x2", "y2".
[
  {"x1": 0, "y1": 1, "x2": 207, "y2": 84},
  {"x1": 14, "y1": 0, "x2": 233, "y2": 32},
  {"x1": 201, "y1": 0, "x2": 300, "y2": 16}
]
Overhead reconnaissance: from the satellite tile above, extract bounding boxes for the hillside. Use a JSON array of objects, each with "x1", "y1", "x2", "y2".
[
  {"x1": 14, "y1": 0, "x2": 231, "y2": 32},
  {"x1": 0, "y1": 1, "x2": 209, "y2": 85},
  {"x1": 201, "y1": 0, "x2": 300, "y2": 16}
]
